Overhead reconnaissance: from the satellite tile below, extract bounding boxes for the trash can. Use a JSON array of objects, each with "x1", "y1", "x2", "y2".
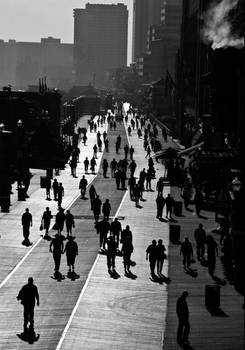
[
  {"x1": 40, "y1": 176, "x2": 47, "y2": 188},
  {"x1": 17, "y1": 187, "x2": 26, "y2": 201},
  {"x1": 174, "y1": 201, "x2": 183, "y2": 216},
  {"x1": 205, "y1": 285, "x2": 220, "y2": 311},
  {"x1": 170, "y1": 224, "x2": 180, "y2": 244}
]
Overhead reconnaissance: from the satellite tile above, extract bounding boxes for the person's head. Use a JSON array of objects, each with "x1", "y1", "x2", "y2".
[
  {"x1": 184, "y1": 237, "x2": 189, "y2": 242},
  {"x1": 83, "y1": 175, "x2": 85, "y2": 179},
  {"x1": 97, "y1": 195, "x2": 100, "y2": 198},
  {"x1": 168, "y1": 193, "x2": 170, "y2": 197},
  {"x1": 126, "y1": 225, "x2": 130, "y2": 230},
  {"x1": 59, "y1": 182, "x2": 62, "y2": 186},
  {"x1": 182, "y1": 291, "x2": 188, "y2": 299},
  {"x1": 54, "y1": 178, "x2": 57, "y2": 182},
  {"x1": 66, "y1": 210, "x2": 70, "y2": 214},
  {"x1": 106, "y1": 199, "x2": 109, "y2": 203},
  {"x1": 199, "y1": 223, "x2": 203, "y2": 229},
  {"x1": 46, "y1": 207, "x2": 49, "y2": 211},
  {"x1": 28, "y1": 277, "x2": 34, "y2": 284},
  {"x1": 158, "y1": 239, "x2": 163, "y2": 245},
  {"x1": 115, "y1": 217, "x2": 118, "y2": 222},
  {"x1": 25, "y1": 208, "x2": 29, "y2": 212},
  {"x1": 152, "y1": 239, "x2": 157, "y2": 245}
]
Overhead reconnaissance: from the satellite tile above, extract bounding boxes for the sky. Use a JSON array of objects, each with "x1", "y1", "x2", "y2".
[{"x1": 0, "y1": 0, "x2": 133, "y2": 63}]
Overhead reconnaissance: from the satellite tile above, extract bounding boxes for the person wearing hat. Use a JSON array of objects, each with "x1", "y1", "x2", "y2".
[{"x1": 64, "y1": 236, "x2": 78, "y2": 274}]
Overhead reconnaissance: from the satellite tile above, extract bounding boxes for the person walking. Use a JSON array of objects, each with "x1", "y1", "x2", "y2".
[
  {"x1": 114, "y1": 169, "x2": 121, "y2": 190},
  {"x1": 128, "y1": 176, "x2": 136, "y2": 200},
  {"x1": 124, "y1": 144, "x2": 129, "y2": 159},
  {"x1": 57, "y1": 183, "x2": 64, "y2": 209},
  {"x1": 121, "y1": 225, "x2": 133, "y2": 246},
  {"x1": 145, "y1": 145, "x2": 151, "y2": 158},
  {"x1": 65, "y1": 210, "x2": 75, "y2": 238},
  {"x1": 21, "y1": 208, "x2": 32, "y2": 245},
  {"x1": 146, "y1": 240, "x2": 158, "y2": 277},
  {"x1": 116, "y1": 135, "x2": 121, "y2": 148},
  {"x1": 79, "y1": 175, "x2": 88, "y2": 198},
  {"x1": 52, "y1": 178, "x2": 59, "y2": 201},
  {"x1": 96, "y1": 217, "x2": 110, "y2": 251},
  {"x1": 127, "y1": 125, "x2": 132, "y2": 136},
  {"x1": 206, "y1": 235, "x2": 218, "y2": 276},
  {"x1": 98, "y1": 138, "x2": 102, "y2": 152},
  {"x1": 165, "y1": 193, "x2": 175, "y2": 219},
  {"x1": 90, "y1": 156, "x2": 97, "y2": 174},
  {"x1": 134, "y1": 183, "x2": 140, "y2": 207},
  {"x1": 129, "y1": 145, "x2": 134, "y2": 160},
  {"x1": 180, "y1": 237, "x2": 193, "y2": 270},
  {"x1": 55, "y1": 208, "x2": 66, "y2": 235},
  {"x1": 93, "y1": 144, "x2": 98, "y2": 158},
  {"x1": 84, "y1": 157, "x2": 89, "y2": 173},
  {"x1": 49, "y1": 233, "x2": 64, "y2": 277},
  {"x1": 17, "y1": 277, "x2": 39, "y2": 334},
  {"x1": 110, "y1": 217, "x2": 122, "y2": 248},
  {"x1": 102, "y1": 159, "x2": 109, "y2": 178},
  {"x1": 104, "y1": 138, "x2": 109, "y2": 152},
  {"x1": 64, "y1": 236, "x2": 78, "y2": 275},
  {"x1": 41, "y1": 207, "x2": 52, "y2": 237},
  {"x1": 46, "y1": 176, "x2": 52, "y2": 200},
  {"x1": 121, "y1": 235, "x2": 134, "y2": 275},
  {"x1": 156, "y1": 178, "x2": 164, "y2": 196},
  {"x1": 106, "y1": 235, "x2": 117, "y2": 273},
  {"x1": 89, "y1": 184, "x2": 97, "y2": 210},
  {"x1": 110, "y1": 158, "x2": 117, "y2": 178},
  {"x1": 156, "y1": 239, "x2": 167, "y2": 275},
  {"x1": 194, "y1": 189, "x2": 203, "y2": 217},
  {"x1": 93, "y1": 195, "x2": 102, "y2": 222},
  {"x1": 194, "y1": 224, "x2": 206, "y2": 261},
  {"x1": 129, "y1": 159, "x2": 137, "y2": 177},
  {"x1": 146, "y1": 169, "x2": 152, "y2": 191},
  {"x1": 102, "y1": 199, "x2": 111, "y2": 221},
  {"x1": 156, "y1": 194, "x2": 166, "y2": 220},
  {"x1": 176, "y1": 291, "x2": 190, "y2": 345}
]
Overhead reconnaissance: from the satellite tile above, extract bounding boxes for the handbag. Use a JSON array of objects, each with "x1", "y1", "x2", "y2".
[{"x1": 39, "y1": 223, "x2": 43, "y2": 231}]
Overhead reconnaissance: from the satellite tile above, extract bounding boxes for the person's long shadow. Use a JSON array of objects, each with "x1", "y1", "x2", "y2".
[
  {"x1": 150, "y1": 273, "x2": 170, "y2": 284},
  {"x1": 17, "y1": 328, "x2": 40, "y2": 344},
  {"x1": 197, "y1": 214, "x2": 208, "y2": 220},
  {"x1": 179, "y1": 342, "x2": 195, "y2": 350},
  {"x1": 109, "y1": 269, "x2": 120, "y2": 279},
  {"x1": 67, "y1": 271, "x2": 80, "y2": 281},
  {"x1": 185, "y1": 267, "x2": 198, "y2": 278},
  {"x1": 136, "y1": 204, "x2": 143, "y2": 209},
  {"x1": 159, "y1": 218, "x2": 169, "y2": 223},
  {"x1": 211, "y1": 274, "x2": 227, "y2": 286},
  {"x1": 207, "y1": 307, "x2": 228, "y2": 317},
  {"x1": 159, "y1": 273, "x2": 171, "y2": 284},
  {"x1": 125, "y1": 271, "x2": 137, "y2": 280}
]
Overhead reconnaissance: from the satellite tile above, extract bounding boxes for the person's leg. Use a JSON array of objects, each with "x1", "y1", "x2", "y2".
[
  {"x1": 111, "y1": 254, "x2": 115, "y2": 269},
  {"x1": 177, "y1": 320, "x2": 184, "y2": 343},
  {"x1": 196, "y1": 244, "x2": 200, "y2": 260},
  {"x1": 99, "y1": 233, "x2": 103, "y2": 248},
  {"x1": 107, "y1": 254, "x2": 111, "y2": 271},
  {"x1": 183, "y1": 320, "x2": 190, "y2": 342},
  {"x1": 29, "y1": 308, "x2": 34, "y2": 330},
  {"x1": 23, "y1": 307, "x2": 28, "y2": 332}
]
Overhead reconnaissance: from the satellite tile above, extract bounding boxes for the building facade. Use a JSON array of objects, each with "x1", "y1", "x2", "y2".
[
  {"x1": 0, "y1": 37, "x2": 74, "y2": 90},
  {"x1": 73, "y1": 3, "x2": 128, "y2": 88}
]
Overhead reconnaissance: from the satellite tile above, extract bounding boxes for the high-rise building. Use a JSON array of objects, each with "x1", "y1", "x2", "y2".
[
  {"x1": 132, "y1": 0, "x2": 162, "y2": 62},
  {"x1": 73, "y1": 3, "x2": 128, "y2": 88}
]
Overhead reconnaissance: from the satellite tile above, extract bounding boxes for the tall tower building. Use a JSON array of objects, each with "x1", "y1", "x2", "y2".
[
  {"x1": 132, "y1": 0, "x2": 162, "y2": 62},
  {"x1": 74, "y1": 3, "x2": 128, "y2": 88}
]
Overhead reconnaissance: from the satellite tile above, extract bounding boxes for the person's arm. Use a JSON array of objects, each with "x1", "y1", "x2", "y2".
[
  {"x1": 49, "y1": 240, "x2": 53, "y2": 253},
  {"x1": 36, "y1": 287, "x2": 39, "y2": 306}
]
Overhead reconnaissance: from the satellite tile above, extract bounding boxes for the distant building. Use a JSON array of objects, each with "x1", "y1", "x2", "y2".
[
  {"x1": 132, "y1": 0, "x2": 162, "y2": 62},
  {"x1": 0, "y1": 37, "x2": 73, "y2": 90},
  {"x1": 73, "y1": 3, "x2": 128, "y2": 88}
]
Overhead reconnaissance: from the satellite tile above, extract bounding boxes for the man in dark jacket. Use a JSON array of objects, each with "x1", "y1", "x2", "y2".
[
  {"x1": 146, "y1": 240, "x2": 158, "y2": 276},
  {"x1": 194, "y1": 224, "x2": 206, "y2": 261},
  {"x1": 21, "y1": 208, "x2": 32, "y2": 245},
  {"x1": 64, "y1": 236, "x2": 78, "y2": 274},
  {"x1": 93, "y1": 195, "x2": 102, "y2": 222},
  {"x1": 176, "y1": 291, "x2": 190, "y2": 345},
  {"x1": 110, "y1": 217, "x2": 122, "y2": 248},
  {"x1": 17, "y1": 277, "x2": 39, "y2": 333},
  {"x1": 49, "y1": 234, "x2": 64, "y2": 276},
  {"x1": 156, "y1": 194, "x2": 165, "y2": 220},
  {"x1": 180, "y1": 237, "x2": 193, "y2": 270},
  {"x1": 96, "y1": 218, "x2": 110, "y2": 251},
  {"x1": 106, "y1": 235, "x2": 117, "y2": 273},
  {"x1": 79, "y1": 175, "x2": 88, "y2": 198}
]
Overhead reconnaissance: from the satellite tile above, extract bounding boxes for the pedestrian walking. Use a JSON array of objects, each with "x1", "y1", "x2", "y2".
[
  {"x1": 156, "y1": 239, "x2": 167, "y2": 275},
  {"x1": 127, "y1": 125, "x2": 131, "y2": 136},
  {"x1": 90, "y1": 156, "x2": 97, "y2": 174},
  {"x1": 156, "y1": 178, "x2": 164, "y2": 196},
  {"x1": 156, "y1": 194, "x2": 166, "y2": 219},
  {"x1": 146, "y1": 240, "x2": 158, "y2": 277},
  {"x1": 93, "y1": 144, "x2": 98, "y2": 158},
  {"x1": 49, "y1": 233, "x2": 64, "y2": 277},
  {"x1": 121, "y1": 225, "x2": 133, "y2": 245},
  {"x1": 89, "y1": 184, "x2": 97, "y2": 210},
  {"x1": 145, "y1": 145, "x2": 151, "y2": 158},
  {"x1": 79, "y1": 175, "x2": 88, "y2": 198},
  {"x1": 64, "y1": 236, "x2": 78, "y2": 275},
  {"x1": 110, "y1": 217, "x2": 122, "y2": 248},
  {"x1": 102, "y1": 199, "x2": 111, "y2": 220},
  {"x1": 52, "y1": 178, "x2": 59, "y2": 201},
  {"x1": 194, "y1": 224, "x2": 206, "y2": 261},
  {"x1": 96, "y1": 217, "x2": 110, "y2": 251},
  {"x1": 21, "y1": 208, "x2": 32, "y2": 245},
  {"x1": 128, "y1": 176, "x2": 136, "y2": 200},
  {"x1": 146, "y1": 169, "x2": 152, "y2": 190},
  {"x1": 206, "y1": 235, "x2": 218, "y2": 276},
  {"x1": 104, "y1": 138, "x2": 109, "y2": 152},
  {"x1": 46, "y1": 176, "x2": 51, "y2": 200},
  {"x1": 82, "y1": 134, "x2": 87, "y2": 145},
  {"x1": 17, "y1": 277, "x2": 39, "y2": 334},
  {"x1": 55, "y1": 208, "x2": 66, "y2": 235},
  {"x1": 106, "y1": 235, "x2": 117, "y2": 273},
  {"x1": 110, "y1": 158, "x2": 117, "y2": 178},
  {"x1": 134, "y1": 183, "x2": 140, "y2": 206},
  {"x1": 98, "y1": 138, "x2": 102, "y2": 152},
  {"x1": 129, "y1": 145, "x2": 134, "y2": 160},
  {"x1": 194, "y1": 189, "x2": 203, "y2": 217},
  {"x1": 65, "y1": 210, "x2": 75, "y2": 237},
  {"x1": 129, "y1": 159, "x2": 137, "y2": 177},
  {"x1": 93, "y1": 194, "x2": 102, "y2": 222},
  {"x1": 180, "y1": 237, "x2": 193, "y2": 270},
  {"x1": 84, "y1": 157, "x2": 89, "y2": 173},
  {"x1": 165, "y1": 193, "x2": 175, "y2": 219},
  {"x1": 115, "y1": 169, "x2": 121, "y2": 190},
  {"x1": 69, "y1": 157, "x2": 77, "y2": 177},
  {"x1": 116, "y1": 135, "x2": 121, "y2": 148},
  {"x1": 120, "y1": 171, "x2": 127, "y2": 190},
  {"x1": 121, "y1": 235, "x2": 134, "y2": 275},
  {"x1": 102, "y1": 159, "x2": 109, "y2": 178},
  {"x1": 41, "y1": 207, "x2": 52, "y2": 237},
  {"x1": 176, "y1": 291, "x2": 190, "y2": 345},
  {"x1": 57, "y1": 183, "x2": 64, "y2": 209},
  {"x1": 124, "y1": 144, "x2": 129, "y2": 159}
]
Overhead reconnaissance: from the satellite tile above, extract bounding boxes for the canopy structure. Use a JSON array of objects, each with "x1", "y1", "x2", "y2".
[{"x1": 154, "y1": 146, "x2": 181, "y2": 160}]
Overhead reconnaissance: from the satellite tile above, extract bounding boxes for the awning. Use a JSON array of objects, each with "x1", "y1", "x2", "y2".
[{"x1": 178, "y1": 142, "x2": 204, "y2": 156}]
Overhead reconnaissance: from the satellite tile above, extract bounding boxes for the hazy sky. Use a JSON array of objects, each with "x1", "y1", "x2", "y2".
[{"x1": 0, "y1": 0, "x2": 133, "y2": 63}]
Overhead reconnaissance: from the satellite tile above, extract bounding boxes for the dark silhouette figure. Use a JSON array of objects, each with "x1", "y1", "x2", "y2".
[
  {"x1": 124, "y1": 144, "x2": 129, "y2": 159},
  {"x1": 55, "y1": 208, "x2": 66, "y2": 235},
  {"x1": 194, "y1": 190, "x2": 203, "y2": 217},
  {"x1": 21, "y1": 208, "x2": 32, "y2": 245},
  {"x1": 110, "y1": 158, "x2": 117, "y2": 178},
  {"x1": 129, "y1": 159, "x2": 137, "y2": 177},
  {"x1": 17, "y1": 277, "x2": 39, "y2": 334},
  {"x1": 84, "y1": 157, "x2": 89, "y2": 173},
  {"x1": 96, "y1": 218, "x2": 111, "y2": 251},
  {"x1": 64, "y1": 236, "x2": 78, "y2": 274},
  {"x1": 49, "y1": 234, "x2": 64, "y2": 276},
  {"x1": 104, "y1": 139, "x2": 109, "y2": 152},
  {"x1": 156, "y1": 239, "x2": 167, "y2": 275},
  {"x1": 207, "y1": 235, "x2": 218, "y2": 276},
  {"x1": 156, "y1": 194, "x2": 165, "y2": 219},
  {"x1": 102, "y1": 199, "x2": 111, "y2": 220},
  {"x1": 121, "y1": 236, "x2": 134, "y2": 275},
  {"x1": 165, "y1": 193, "x2": 175, "y2": 219},
  {"x1": 121, "y1": 225, "x2": 133, "y2": 246},
  {"x1": 194, "y1": 224, "x2": 206, "y2": 261},
  {"x1": 57, "y1": 183, "x2": 64, "y2": 209},
  {"x1": 52, "y1": 178, "x2": 59, "y2": 201},
  {"x1": 41, "y1": 207, "x2": 52, "y2": 237},
  {"x1": 90, "y1": 157, "x2": 97, "y2": 174},
  {"x1": 156, "y1": 178, "x2": 164, "y2": 196},
  {"x1": 176, "y1": 291, "x2": 190, "y2": 346},
  {"x1": 89, "y1": 185, "x2": 97, "y2": 210},
  {"x1": 46, "y1": 177, "x2": 52, "y2": 200},
  {"x1": 129, "y1": 145, "x2": 134, "y2": 160},
  {"x1": 106, "y1": 235, "x2": 117, "y2": 273},
  {"x1": 65, "y1": 210, "x2": 75, "y2": 237},
  {"x1": 93, "y1": 144, "x2": 98, "y2": 158},
  {"x1": 115, "y1": 169, "x2": 121, "y2": 189},
  {"x1": 180, "y1": 238, "x2": 193, "y2": 270},
  {"x1": 93, "y1": 195, "x2": 102, "y2": 222},
  {"x1": 110, "y1": 217, "x2": 122, "y2": 248},
  {"x1": 146, "y1": 240, "x2": 158, "y2": 276},
  {"x1": 128, "y1": 176, "x2": 136, "y2": 200},
  {"x1": 102, "y1": 159, "x2": 109, "y2": 178},
  {"x1": 79, "y1": 175, "x2": 88, "y2": 198}
]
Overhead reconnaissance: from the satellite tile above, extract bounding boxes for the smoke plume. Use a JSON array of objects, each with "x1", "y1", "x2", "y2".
[{"x1": 202, "y1": 0, "x2": 245, "y2": 49}]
